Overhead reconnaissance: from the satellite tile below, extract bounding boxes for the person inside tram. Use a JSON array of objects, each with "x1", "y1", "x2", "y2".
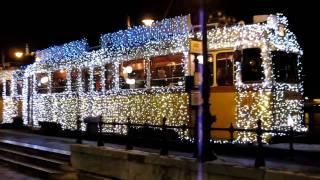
[
  {"x1": 105, "y1": 74, "x2": 113, "y2": 90},
  {"x1": 157, "y1": 68, "x2": 168, "y2": 87}
]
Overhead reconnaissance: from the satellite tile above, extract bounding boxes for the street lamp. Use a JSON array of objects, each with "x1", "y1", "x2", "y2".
[
  {"x1": 14, "y1": 51, "x2": 24, "y2": 59},
  {"x1": 142, "y1": 18, "x2": 154, "y2": 26}
]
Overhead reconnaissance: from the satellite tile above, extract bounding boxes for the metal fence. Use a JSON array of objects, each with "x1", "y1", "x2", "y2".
[{"x1": 75, "y1": 116, "x2": 312, "y2": 167}]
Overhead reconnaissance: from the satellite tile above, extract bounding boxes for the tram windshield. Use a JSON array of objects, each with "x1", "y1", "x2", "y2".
[
  {"x1": 272, "y1": 51, "x2": 299, "y2": 83},
  {"x1": 241, "y1": 48, "x2": 264, "y2": 83}
]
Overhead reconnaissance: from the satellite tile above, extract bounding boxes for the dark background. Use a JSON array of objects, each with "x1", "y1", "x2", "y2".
[{"x1": 0, "y1": 0, "x2": 317, "y2": 97}]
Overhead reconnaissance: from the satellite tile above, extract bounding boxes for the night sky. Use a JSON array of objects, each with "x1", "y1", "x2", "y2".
[{"x1": 0, "y1": 0, "x2": 317, "y2": 97}]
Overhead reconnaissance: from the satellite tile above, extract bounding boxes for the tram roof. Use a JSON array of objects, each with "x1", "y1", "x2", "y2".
[{"x1": 33, "y1": 13, "x2": 301, "y2": 67}]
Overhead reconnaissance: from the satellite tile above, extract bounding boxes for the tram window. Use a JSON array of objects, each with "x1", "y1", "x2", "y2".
[
  {"x1": 216, "y1": 52, "x2": 234, "y2": 86},
  {"x1": 241, "y1": 48, "x2": 264, "y2": 83},
  {"x1": 105, "y1": 63, "x2": 114, "y2": 90},
  {"x1": 71, "y1": 69, "x2": 78, "y2": 92},
  {"x1": 36, "y1": 73, "x2": 49, "y2": 94},
  {"x1": 150, "y1": 54, "x2": 184, "y2": 87},
  {"x1": 190, "y1": 54, "x2": 214, "y2": 86},
  {"x1": 272, "y1": 51, "x2": 298, "y2": 83},
  {"x1": 208, "y1": 56, "x2": 214, "y2": 86},
  {"x1": 5, "y1": 80, "x2": 11, "y2": 96},
  {"x1": 94, "y1": 67, "x2": 102, "y2": 92},
  {"x1": 17, "y1": 80, "x2": 23, "y2": 95},
  {"x1": 0, "y1": 82, "x2": 3, "y2": 97},
  {"x1": 119, "y1": 59, "x2": 145, "y2": 89},
  {"x1": 82, "y1": 68, "x2": 89, "y2": 93},
  {"x1": 52, "y1": 70, "x2": 67, "y2": 93}
]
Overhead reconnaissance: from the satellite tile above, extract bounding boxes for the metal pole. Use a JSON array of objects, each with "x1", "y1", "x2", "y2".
[
  {"x1": 160, "y1": 117, "x2": 169, "y2": 155},
  {"x1": 76, "y1": 116, "x2": 82, "y2": 144},
  {"x1": 254, "y1": 119, "x2": 265, "y2": 167},
  {"x1": 126, "y1": 117, "x2": 133, "y2": 150},
  {"x1": 199, "y1": 0, "x2": 217, "y2": 162},
  {"x1": 97, "y1": 116, "x2": 104, "y2": 146}
]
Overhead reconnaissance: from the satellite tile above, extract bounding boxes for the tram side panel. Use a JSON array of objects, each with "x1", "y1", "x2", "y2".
[
  {"x1": 209, "y1": 88, "x2": 236, "y2": 140},
  {"x1": 29, "y1": 92, "x2": 190, "y2": 138}
]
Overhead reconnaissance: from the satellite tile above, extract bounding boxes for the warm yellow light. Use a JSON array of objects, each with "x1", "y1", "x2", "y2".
[
  {"x1": 142, "y1": 19, "x2": 154, "y2": 26},
  {"x1": 15, "y1": 51, "x2": 23, "y2": 58},
  {"x1": 314, "y1": 99, "x2": 320, "y2": 104}
]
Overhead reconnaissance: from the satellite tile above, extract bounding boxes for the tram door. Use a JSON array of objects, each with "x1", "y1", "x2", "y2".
[
  {"x1": 0, "y1": 82, "x2": 3, "y2": 122},
  {"x1": 27, "y1": 76, "x2": 33, "y2": 126},
  {"x1": 209, "y1": 49, "x2": 236, "y2": 139},
  {"x1": 17, "y1": 80, "x2": 23, "y2": 117}
]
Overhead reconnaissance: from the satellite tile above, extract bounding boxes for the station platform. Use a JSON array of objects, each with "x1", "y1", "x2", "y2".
[{"x1": 0, "y1": 129, "x2": 319, "y2": 178}]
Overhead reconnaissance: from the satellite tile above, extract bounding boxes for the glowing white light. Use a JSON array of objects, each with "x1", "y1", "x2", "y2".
[
  {"x1": 197, "y1": 55, "x2": 203, "y2": 64},
  {"x1": 126, "y1": 78, "x2": 135, "y2": 85},
  {"x1": 287, "y1": 115, "x2": 294, "y2": 127},
  {"x1": 40, "y1": 76, "x2": 49, "y2": 84},
  {"x1": 123, "y1": 66, "x2": 133, "y2": 74}
]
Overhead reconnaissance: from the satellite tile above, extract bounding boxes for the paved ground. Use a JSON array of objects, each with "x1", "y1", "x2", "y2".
[
  {"x1": 0, "y1": 162, "x2": 41, "y2": 180},
  {"x1": 0, "y1": 129, "x2": 320, "y2": 177}
]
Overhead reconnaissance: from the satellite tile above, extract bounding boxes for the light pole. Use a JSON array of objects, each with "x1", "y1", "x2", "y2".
[
  {"x1": 198, "y1": 0, "x2": 217, "y2": 162},
  {"x1": 1, "y1": 50, "x2": 23, "y2": 68}
]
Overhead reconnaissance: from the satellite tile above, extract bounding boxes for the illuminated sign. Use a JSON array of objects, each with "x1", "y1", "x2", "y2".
[{"x1": 190, "y1": 40, "x2": 202, "y2": 54}]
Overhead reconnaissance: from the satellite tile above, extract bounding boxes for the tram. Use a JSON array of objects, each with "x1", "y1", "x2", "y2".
[{"x1": 0, "y1": 14, "x2": 304, "y2": 142}]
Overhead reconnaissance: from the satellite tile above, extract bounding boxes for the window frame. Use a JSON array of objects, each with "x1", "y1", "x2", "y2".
[
  {"x1": 119, "y1": 58, "x2": 146, "y2": 90},
  {"x1": 35, "y1": 73, "x2": 49, "y2": 94},
  {"x1": 150, "y1": 53, "x2": 185, "y2": 88},
  {"x1": 272, "y1": 51, "x2": 299, "y2": 84},
  {"x1": 240, "y1": 48, "x2": 265, "y2": 84},
  {"x1": 215, "y1": 51, "x2": 234, "y2": 86},
  {"x1": 51, "y1": 70, "x2": 68, "y2": 94}
]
